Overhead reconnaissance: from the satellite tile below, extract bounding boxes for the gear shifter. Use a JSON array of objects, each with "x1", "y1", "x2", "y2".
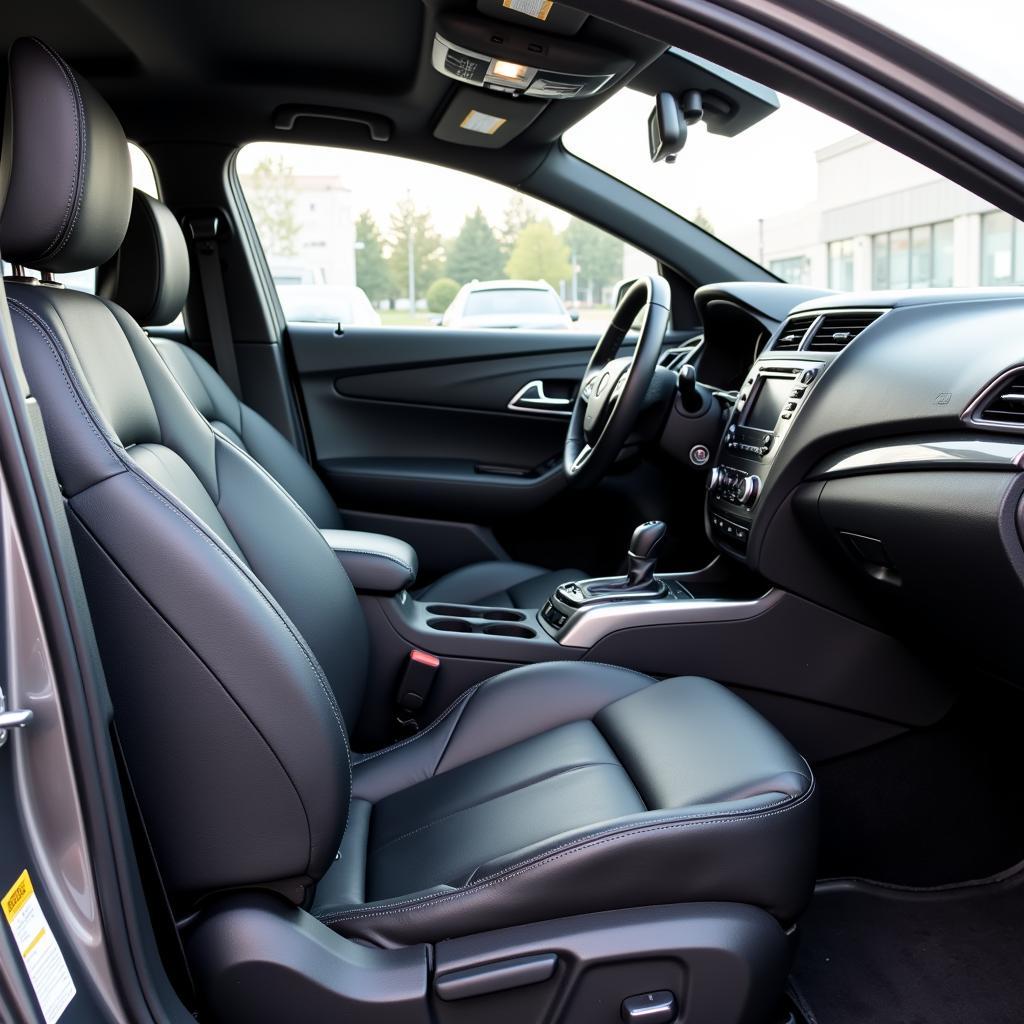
[
  {"x1": 625, "y1": 520, "x2": 667, "y2": 588},
  {"x1": 584, "y1": 520, "x2": 668, "y2": 597}
]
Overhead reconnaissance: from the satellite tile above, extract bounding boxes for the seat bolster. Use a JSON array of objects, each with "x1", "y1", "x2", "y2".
[
  {"x1": 318, "y1": 783, "x2": 817, "y2": 947},
  {"x1": 595, "y1": 676, "x2": 813, "y2": 809},
  {"x1": 351, "y1": 687, "x2": 476, "y2": 804},
  {"x1": 237, "y1": 403, "x2": 344, "y2": 529},
  {"x1": 351, "y1": 661, "x2": 652, "y2": 803},
  {"x1": 436, "y1": 661, "x2": 654, "y2": 775}
]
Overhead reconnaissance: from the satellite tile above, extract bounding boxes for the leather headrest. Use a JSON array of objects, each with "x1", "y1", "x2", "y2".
[
  {"x1": 98, "y1": 190, "x2": 190, "y2": 326},
  {"x1": 0, "y1": 37, "x2": 132, "y2": 273}
]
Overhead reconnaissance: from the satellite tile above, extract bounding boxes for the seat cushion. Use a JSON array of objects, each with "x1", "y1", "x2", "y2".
[
  {"x1": 416, "y1": 560, "x2": 584, "y2": 609},
  {"x1": 313, "y1": 662, "x2": 816, "y2": 947}
]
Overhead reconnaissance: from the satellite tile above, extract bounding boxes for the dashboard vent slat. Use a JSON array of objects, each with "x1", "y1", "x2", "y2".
[
  {"x1": 773, "y1": 314, "x2": 817, "y2": 351},
  {"x1": 977, "y1": 374, "x2": 1024, "y2": 425},
  {"x1": 807, "y1": 311, "x2": 883, "y2": 352}
]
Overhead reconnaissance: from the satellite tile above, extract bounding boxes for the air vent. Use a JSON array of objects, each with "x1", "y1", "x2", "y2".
[
  {"x1": 976, "y1": 373, "x2": 1024, "y2": 426},
  {"x1": 807, "y1": 311, "x2": 883, "y2": 352},
  {"x1": 659, "y1": 338, "x2": 703, "y2": 371},
  {"x1": 773, "y1": 315, "x2": 817, "y2": 351}
]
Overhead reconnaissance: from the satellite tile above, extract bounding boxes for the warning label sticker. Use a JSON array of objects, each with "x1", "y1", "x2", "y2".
[
  {"x1": 460, "y1": 110, "x2": 508, "y2": 135},
  {"x1": 3, "y1": 870, "x2": 76, "y2": 1024},
  {"x1": 502, "y1": 0, "x2": 553, "y2": 21}
]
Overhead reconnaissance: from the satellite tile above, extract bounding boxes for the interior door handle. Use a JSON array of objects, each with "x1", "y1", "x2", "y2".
[{"x1": 507, "y1": 381, "x2": 573, "y2": 416}]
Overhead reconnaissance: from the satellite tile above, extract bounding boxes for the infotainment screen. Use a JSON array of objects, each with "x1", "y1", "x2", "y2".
[{"x1": 744, "y1": 376, "x2": 791, "y2": 431}]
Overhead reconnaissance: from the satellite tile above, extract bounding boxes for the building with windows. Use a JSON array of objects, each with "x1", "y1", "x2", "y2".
[{"x1": 729, "y1": 134, "x2": 1024, "y2": 291}]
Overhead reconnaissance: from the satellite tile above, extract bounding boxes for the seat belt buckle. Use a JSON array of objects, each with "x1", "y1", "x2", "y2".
[{"x1": 394, "y1": 650, "x2": 440, "y2": 737}]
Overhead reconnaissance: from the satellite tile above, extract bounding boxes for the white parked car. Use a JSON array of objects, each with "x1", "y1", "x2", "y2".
[
  {"x1": 442, "y1": 279, "x2": 578, "y2": 330},
  {"x1": 277, "y1": 284, "x2": 382, "y2": 327}
]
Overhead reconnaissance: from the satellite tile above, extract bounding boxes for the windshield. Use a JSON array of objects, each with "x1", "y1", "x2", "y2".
[
  {"x1": 463, "y1": 289, "x2": 563, "y2": 317},
  {"x1": 565, "y1": 86, "x2": 1022, "y2": 290}
]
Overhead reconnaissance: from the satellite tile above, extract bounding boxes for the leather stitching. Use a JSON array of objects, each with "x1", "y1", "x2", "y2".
[
  {"x1": 10, "y1": 295, "x2": 354, "y2": 873},
  {"x1": 8, "y1": 300, "x2": 122, "y2": 471},
  {"x1": 34, "y1": 40, "x2": 86, "y2": 262},
  {"x1": 353, "y1": 683, "x2": 481, "y2": 766},
  {"x1": 317, "y1": 781, "x2": 815, "y2": 926},
  {"x1": 370, "y1": 760, "x2": 632, "y2": 856},
  {"x1": 331, "y1": 548, "x2": 415, "y2": 578}
]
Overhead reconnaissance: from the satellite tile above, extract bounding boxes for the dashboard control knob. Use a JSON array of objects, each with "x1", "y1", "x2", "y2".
[
  {"x1": 738, "y1": 474, "x2": 761, "y2": 506},
  {"x1": 708, "y1": 467, "x2": 723, "y2": 492}
]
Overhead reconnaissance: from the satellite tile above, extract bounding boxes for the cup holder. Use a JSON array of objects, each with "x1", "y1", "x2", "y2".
[
  {"x1": 424, "y1": 613, "x2": 537, "y2": 640},
  {"x1": 426, "y1": 618, "x2": 474, "y2": 633},
  {"x1": 426, "y1": 604, "x2": 477, "y2": 617},
  {"x1": 482, "y1": 623, "x2": 537, "y2": 639},
  {"x1": 425, "y1": 604, "x2": 526, "y2": 622},
  {"x1": 480, "y1": 609, "x2": 526, "y2": 622}
]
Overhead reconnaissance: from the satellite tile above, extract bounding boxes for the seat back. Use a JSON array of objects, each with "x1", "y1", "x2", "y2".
[
  {"x1": 98, "y1": 189, "x2": 344, "y2": 528},
  {"x1": 1, "y1": 37, "x2": 361, "y2": 905}
]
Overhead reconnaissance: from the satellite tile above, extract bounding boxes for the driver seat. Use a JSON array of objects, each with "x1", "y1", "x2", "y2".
[{"x1": 97, "y1": 189, "x2": 583, "y2": 608}]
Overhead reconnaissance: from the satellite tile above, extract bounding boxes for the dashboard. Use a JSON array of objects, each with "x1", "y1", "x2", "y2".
[{"x1": 694, "y1": 282, "x2": 1024, "y2": 681}]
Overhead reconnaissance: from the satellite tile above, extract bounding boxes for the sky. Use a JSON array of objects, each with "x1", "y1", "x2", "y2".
[
  {"x1": 235, "y1": 2, "x2": 1021, "y2": 261},
  {"x1": 834, "y1": 0, "x2": 1024, "y2": 99}
]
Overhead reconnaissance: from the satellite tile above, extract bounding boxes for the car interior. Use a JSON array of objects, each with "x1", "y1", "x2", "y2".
[{"x1": 0, "y1": 2, "x2": 1023, "y2": 1023}]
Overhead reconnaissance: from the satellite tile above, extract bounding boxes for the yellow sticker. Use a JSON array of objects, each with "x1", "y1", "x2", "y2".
[
  {"x1": 3, "y1": 870, "x2": 76, "y2": 1024},
  {"x1": 503, "y1": 0, "x2": 553, "y2": 20},
  {"x1": 460, "y1": 110, "x2": 508, "y2": 135}
]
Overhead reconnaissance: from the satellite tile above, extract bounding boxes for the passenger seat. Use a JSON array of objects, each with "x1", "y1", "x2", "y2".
[{"x1": 98, "y1": 189, "x2": 583, "y2": 609}]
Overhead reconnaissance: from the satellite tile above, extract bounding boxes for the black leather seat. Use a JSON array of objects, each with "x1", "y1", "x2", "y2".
[
  {"x1": 0, "y1": 32, "x2": 815, "y2": 987},
  {"x1": 96, "y1": 189, "x2": 583, "y2": 608}
]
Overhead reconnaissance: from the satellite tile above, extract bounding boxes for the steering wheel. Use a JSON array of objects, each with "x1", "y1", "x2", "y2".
[{"x1": 564, "y1": 274, "x2": 672, "y2": 485}]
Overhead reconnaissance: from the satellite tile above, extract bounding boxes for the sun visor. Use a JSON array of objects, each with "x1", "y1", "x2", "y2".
[{"x1": 434, "y1": 87, "x2": 547, "y2": 148}]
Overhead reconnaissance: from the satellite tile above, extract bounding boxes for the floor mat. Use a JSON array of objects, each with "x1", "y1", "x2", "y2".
[{"x1": 790, "y1": 866, "x2": 1024, "y2": 1024}]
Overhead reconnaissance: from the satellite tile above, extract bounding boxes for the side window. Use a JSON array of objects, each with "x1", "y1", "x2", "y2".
[
  {"x1": 236, "y1": 142, "x2": 656, "y2": 331},
  {"x1": 3, "y1": 142, "x2": 160, "y2": 293}
]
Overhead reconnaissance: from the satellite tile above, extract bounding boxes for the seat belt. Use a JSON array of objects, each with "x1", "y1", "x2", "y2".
[{"x1": 188, "y1": 215, "x2": 242, "y2": 397}]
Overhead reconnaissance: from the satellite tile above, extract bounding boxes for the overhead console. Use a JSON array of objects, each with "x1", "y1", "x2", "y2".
[
  {"x1": 424, "y1": 0, "x2": 647, "y2": 148},
  {"x1": 432, "y1": 11, "x2": 629, "y2": 99}
]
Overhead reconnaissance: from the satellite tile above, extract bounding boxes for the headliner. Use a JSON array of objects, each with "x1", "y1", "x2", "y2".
[{"x1": 0, "y1": 0, "x2": 664, "y2": 183}]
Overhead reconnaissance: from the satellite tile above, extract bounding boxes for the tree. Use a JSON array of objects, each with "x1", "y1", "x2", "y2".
[
  {"x1": 387, "y1": 197, "x2": 444, "y2": 302},
  {"x1": 354, "y1": 210, "x2": 393, "y2": 302},
  {"x1": 243, "y1": 156, "x2": 301, "y2": 258},
  {"x1": 426, "y1": 277, "x2": 460, "y2": 314},
  {"x1": 563, "y1": 218, "x2": 625, "y2": 300},
  {"x1": 504, "y1": 220, "x2": 572, "y2": 290},
  {"x1": 498, "y1": 196, "x2": 538, "y2": 258},
  {"x1": 446, "y1": 208, "x2": 505, "y2": 284}
]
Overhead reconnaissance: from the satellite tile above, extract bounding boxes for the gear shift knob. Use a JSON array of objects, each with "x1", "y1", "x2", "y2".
[
  {"x1": 626, "y1": 521, "x2": 667, "y2": 588},
  {"x1": 629, "y1": 521, "x2": 667, "y2": 561}
]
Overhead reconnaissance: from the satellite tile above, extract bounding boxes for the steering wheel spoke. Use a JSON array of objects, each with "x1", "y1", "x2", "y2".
[
  {"x1": 563, "y1": 275, "x2": 672, "y2": 485},
  {"x1": 570, "y1": 444, "x2": 593, "y2": 474}
]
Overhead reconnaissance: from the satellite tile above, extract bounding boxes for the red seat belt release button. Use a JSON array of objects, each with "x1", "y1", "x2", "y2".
[{"x1": 397, "y1": 650, "x2": 440, "y2": 715}]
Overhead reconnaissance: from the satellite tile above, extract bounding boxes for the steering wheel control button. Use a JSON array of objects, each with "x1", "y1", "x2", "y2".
[
  {"x1": 689, "y1": 444, "x2": 710, "y2": 467},
  {"x1": 621, "y1": 990, "x2": 677, "y2": 1022}
]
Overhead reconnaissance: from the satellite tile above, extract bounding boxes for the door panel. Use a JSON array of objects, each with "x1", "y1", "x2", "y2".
[{"x1": 289, "y1": 322, "x2": 701, "y2": 572}]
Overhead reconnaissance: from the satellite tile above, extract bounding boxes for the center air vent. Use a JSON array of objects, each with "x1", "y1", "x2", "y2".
[
  {"x1": 807, "y1": 311, "x2": 883, "y2": 352},
  {"x1": 773, "y1": 314, "x2": 817, "y2": 351},
  {"x1": 974, "y1": 372, "x2": 1024, "y2": 427}
]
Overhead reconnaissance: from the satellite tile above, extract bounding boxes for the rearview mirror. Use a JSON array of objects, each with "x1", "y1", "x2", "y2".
[{"x1": 648, "y1": 92, "x2": 686, "y2": 163}]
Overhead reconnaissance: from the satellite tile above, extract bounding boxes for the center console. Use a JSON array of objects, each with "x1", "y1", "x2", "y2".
[{"x1": 706, "y1": 357, "x2": 824, "y2": 555}]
